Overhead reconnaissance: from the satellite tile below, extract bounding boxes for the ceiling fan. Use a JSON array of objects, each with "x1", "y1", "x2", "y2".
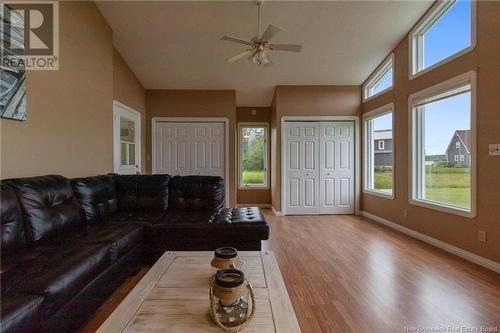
[{"x1": 221, "y1": 0, "x2": 302, "y2": 66}]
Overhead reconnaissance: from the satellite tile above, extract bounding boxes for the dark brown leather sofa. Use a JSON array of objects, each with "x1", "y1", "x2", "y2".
[{"x1": 0, "y1": 174, "x2": 269, "y2": 333}]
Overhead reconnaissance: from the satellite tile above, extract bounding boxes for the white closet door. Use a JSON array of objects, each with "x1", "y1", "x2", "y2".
[
  {"x1": 319, "y1": 122, "x2": 354, "y2": 214},
  {"x1": 284, "y1": 122, "x2": 320, "y2": 214},
  {"x1": 191, "y1": 123, "x2": 225, "y2": 177},
  {"x1": 155, "y1": 122, "x2": 191, "y2": 175}
]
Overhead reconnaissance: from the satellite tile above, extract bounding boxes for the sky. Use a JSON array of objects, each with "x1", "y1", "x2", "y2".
[{"x1": 373, "y1": 0, "x2": 472, "y2": 156}]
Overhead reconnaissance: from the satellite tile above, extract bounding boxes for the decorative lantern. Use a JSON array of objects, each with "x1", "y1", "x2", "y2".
[
  {"x1": 211, "y1": 247, "x2": 242, "y2": 270},
  {"x1": 209, "y1": 269, "x2": 255, "y2": 332}
]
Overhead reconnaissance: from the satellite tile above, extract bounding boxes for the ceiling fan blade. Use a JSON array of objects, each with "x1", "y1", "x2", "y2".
[
  {"x1": 227, "y1": 50, "x2": 253, "y2": 63},
  {"x1": 270, "y1": 44, "x2": 302, "y2": 52},
  {"x1": 221, "y1": 35, "x2": 253, "y2": 46},
  {"x1": 260, "y1": 24, "x2": 282, "y2": 42}
]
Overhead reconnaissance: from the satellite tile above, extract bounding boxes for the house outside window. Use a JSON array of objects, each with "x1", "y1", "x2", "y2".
[
  {"x1": 363, "y1": 103, "x2": 394, "y2": 198},
  {"x1": 409, "y1": 71, "x2": 476, "y2": 217}
]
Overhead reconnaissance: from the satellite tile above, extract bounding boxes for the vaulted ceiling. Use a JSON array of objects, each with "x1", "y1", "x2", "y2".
[{"x1": 96, "y1": 1, "x2": 432, "y2": 106}]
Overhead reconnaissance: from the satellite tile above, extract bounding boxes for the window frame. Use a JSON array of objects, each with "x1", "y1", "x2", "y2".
[
  {"x1": 408, "y1": 70, "x2": 476, "y2": 218},
  {"x1": 378, "y1": 140, "x2": 385, "y2": 150},
  {"x1": 409, "y1": 0, "x2": 477, "y2": 80},
  {"x1": 363, "y1": 103, "x2": 395, "y2": 199},
  {"x1": 363, "y1": 53, "x2": 394, "y2": 102},
  {"x1": 238, "y1": 122, "x2": 269, "y2": 190}
]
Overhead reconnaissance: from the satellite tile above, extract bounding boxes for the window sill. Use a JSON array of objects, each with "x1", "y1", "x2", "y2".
[
  {"x1": 238, "y1": 186, "x2": 270, "y2": 190},
  {"x1": 409, "y1": 44, "x2": 476, "y2": 80},
  {"x1": 363, "y1": 189, "x2": 394, "y2": 200},
  {"x1": 409, "y1": 198, "x2": 476, "y2": 218},
  {"x1": 362, "y1": 86, "x2": 393, "y2": 103}
]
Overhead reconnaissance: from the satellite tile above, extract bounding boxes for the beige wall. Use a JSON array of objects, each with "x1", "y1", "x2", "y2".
[
  {"x1": 113, "y1": 49, "x2": 147, "y2": 171},
  {"x1": 271, "y1": 86, "x2": 362, "y2": 211},
  {"x1": 236, "y1": 107, "x2": 271, "y2": 205},
  {"x1": 146, "y1": 90, "x2": 237, "y2": 207},
  {"x1": 1, "y1": 2, "x2": 114, "y2": 179},
  {"x1": 361, "y1": 1, "x2": 500, "y2": 262}
]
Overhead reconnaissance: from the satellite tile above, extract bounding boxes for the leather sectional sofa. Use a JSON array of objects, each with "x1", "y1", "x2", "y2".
[{"x1": 0, "y1": 174, "x2": 269, "y2": 333}]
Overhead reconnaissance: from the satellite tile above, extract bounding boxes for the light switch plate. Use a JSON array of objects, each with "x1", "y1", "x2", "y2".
[{"x1": 489, "y1": 144, "x2": 500, "y2": 156}]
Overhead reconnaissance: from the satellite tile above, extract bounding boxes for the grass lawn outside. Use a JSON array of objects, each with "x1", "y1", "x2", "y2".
[
  {"x1": 373, "y1": 166, "x2": 470, "y2": 208},
  {"x1": 242, "y1": 170, "x2": 265, "y2": 185}
]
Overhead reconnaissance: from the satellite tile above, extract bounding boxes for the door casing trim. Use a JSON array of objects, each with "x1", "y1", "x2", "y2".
[{"x1": 280, "y1": 116, "x2": 360, "y2": 216}]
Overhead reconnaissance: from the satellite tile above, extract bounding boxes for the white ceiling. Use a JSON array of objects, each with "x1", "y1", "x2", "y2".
[{"x1": 96, "y1": 1, "x2": 432, "y2": 106}]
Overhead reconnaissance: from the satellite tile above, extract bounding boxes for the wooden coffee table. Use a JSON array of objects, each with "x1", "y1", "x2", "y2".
[{"x1": 97, "y1": 251, "x2": 301, "y2": 333}]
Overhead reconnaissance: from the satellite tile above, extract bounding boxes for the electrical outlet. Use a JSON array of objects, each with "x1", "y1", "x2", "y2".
[
  {"x1": 489, "y1": 144, "x2": 500, "y2": 156},
  {"x1": 478, "y1": 230, "x2": 487, "y2": 243},
  {"x1": 403, "y1": 208, "x2": 408, "y2": 218}
]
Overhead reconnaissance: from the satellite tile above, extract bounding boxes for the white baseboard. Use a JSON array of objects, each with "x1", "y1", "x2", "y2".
[
  {"x1": 271, "y1": 206, "x2": 283, "y2": 216},
  {"x1": 360, "y1": 211, "x2": 500, "y2": 274},
  {"x1": 237, "y1": 204, "x2": 272, "y2": 208}
]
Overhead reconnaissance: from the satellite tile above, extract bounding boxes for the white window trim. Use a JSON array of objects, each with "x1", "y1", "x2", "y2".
[
  {"x1": 362, "y1": 103, "x2": 394, "y2": 199},
  {"x1": 408, "y1": 70, "x2": 476, "y2": 218},
  {"x1": 363, "y1": 53, "x2": 394, "y2": 102},
  {"x1": 409, "y1": 0, "x2": 477, "y2": 80},
  {"x1": 378, "y1": 140, "x2": 385, "y2": 150},
  {"x1": 454, "y1": 155, "x2": 459, "y2": 161},
  {"x1": 238, "y1": 122, "x2": 269, "y2": 190},
  {"x1": 456, "y1": 142, "x2": 460, "y2": 148}
]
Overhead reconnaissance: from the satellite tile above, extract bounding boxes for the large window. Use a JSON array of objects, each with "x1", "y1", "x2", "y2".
[
  {"x1": 410, "y1": 0, "x2": 476, "y2": 78},
  {"x1": 363, "y1": 54, "x2": 393, "y2": 101},
  {"x1": 410, "y1": 71, "x2": 476, "y2": 217},
  {"x1": 363, "y1": 104, "x2": 394, "y2": 198},
  {"x1": 239, "y1": 124, "x2": 268, "y2": 188}
]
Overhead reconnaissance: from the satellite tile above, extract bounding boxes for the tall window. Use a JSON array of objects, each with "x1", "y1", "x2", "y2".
[
  {"x1": 410, "y1": 0, "x2": 475, "y2": 78},
  {"x1": 363, "y1": 54, "x2": 393, "y2": 101},
  {"x1": 410, "y1": 71, "x2": 475, "y2": 217},
  {"x1": 239, "y1": 124, "x2": 268, "y2": 188},
  {"x1": 363, "y1": 104, "x2": 394, "y2": 198}
]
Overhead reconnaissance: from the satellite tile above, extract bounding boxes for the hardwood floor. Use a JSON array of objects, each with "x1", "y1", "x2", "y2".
[{"x1": 79, "y1": 210, "x2": 500, "y2": 332}]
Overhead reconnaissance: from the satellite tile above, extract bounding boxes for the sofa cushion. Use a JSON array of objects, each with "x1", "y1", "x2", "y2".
[
  {"x1": 0, "y1": 183, "x2": 27, "y2": 254},
  {"x1": 82, "y1": 224, "x2": 144, "y2": 262},
  {"x1": 0, "y1": 293, "x2": 44, "y2": 333},
  {"x1": 169, "y1": 175, "x2": 224, "y2": 212},
  {"x1": 71, "y1": 175, "x2": 118, "y2": 225},
  {"x1": 114, "y1": 174, "x2": 170, "y2": 212},
  {"x1": 108, "y1": 210, "x2": 165, "y2": 226},
  {"x1": 2, "y1": 243, "x2": 110, "y2": 318},
  {"x1": 4, "y1": 175, "x2": 84, "y2": 243}
]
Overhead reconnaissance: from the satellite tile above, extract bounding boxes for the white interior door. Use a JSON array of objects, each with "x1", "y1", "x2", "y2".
[
  {"x1": 113, "y1": 101, "x2": 141, "y2": 175},
  {"x1": 154, "y1": 122, "x2": 224, "y2": 178},
  {"x1": 284, "y1": 122, "x2": 320, "y2": 214},
  {"x1": 191, "y1": 123, "x2": 225, "y2": 176},
  {"x1": 319, "y1": 122, "x2": 354, "y2": 214},
  {"x1": 155, "y1": 123, "x2": 191, "y2": 175}
]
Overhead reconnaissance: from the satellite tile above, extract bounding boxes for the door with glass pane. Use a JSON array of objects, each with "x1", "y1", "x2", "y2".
[{"x1": 113, "y1": 101, "x2": 141, "y2": 174}]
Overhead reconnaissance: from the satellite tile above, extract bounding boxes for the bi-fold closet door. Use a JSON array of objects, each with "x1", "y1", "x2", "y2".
[
  {"x1": 154, "y1": 122, "x2": 225, "y2": 177},
  {"x1": 284, "y1": 121, "x2": 354, "y2": 215}
]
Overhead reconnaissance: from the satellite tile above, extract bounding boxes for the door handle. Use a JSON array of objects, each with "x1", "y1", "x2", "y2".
[{"x1": 306, "y1": 173, "x2": 311, "y2": 176}]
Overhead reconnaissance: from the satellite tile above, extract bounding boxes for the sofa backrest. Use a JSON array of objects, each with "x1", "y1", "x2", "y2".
[
  {"x1": 0, "y1": 183, "x2": 28, "y2": 254},
  {"x1": 4, "y1": 175, "x2": 83, "y2": 243},
  {"x1": 113, "y1": 174, "x2": 171, "y2": 212},
  {"x1": 71, "y1": 175, "x2": 118, "y2": 224},
  {"x1": 169, "y1": 176, "x2": 224, "y2": 212}
]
